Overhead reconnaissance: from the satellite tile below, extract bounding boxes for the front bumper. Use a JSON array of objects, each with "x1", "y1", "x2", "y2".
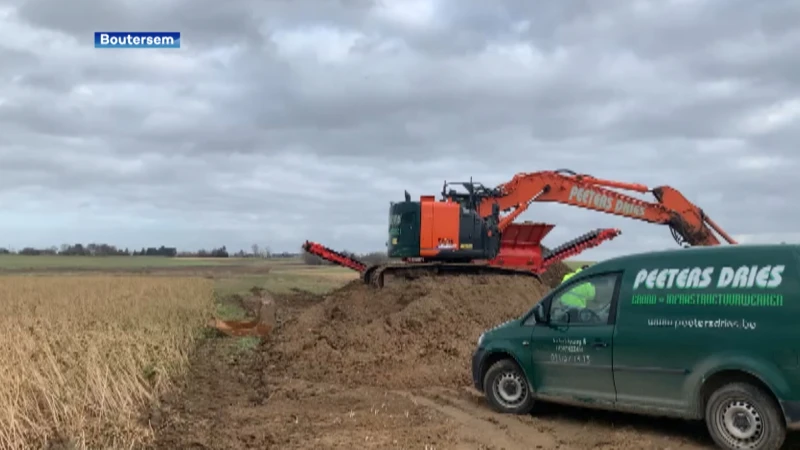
[
  {"x1": 471, "y1": 347, "x2": 486, "y2": 392},
  {"x1": 782, "y1": 400, "x2": 800, "y2": 430}
]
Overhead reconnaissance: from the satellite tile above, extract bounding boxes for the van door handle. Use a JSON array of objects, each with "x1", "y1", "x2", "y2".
[{"x1": 591, "y1": 340, "x2": 609, "y2": 348}]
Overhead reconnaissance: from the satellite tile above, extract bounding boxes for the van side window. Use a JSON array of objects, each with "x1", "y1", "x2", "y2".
[{"x1": 549, "y1": 273, "x2": 619, "y2": 325}]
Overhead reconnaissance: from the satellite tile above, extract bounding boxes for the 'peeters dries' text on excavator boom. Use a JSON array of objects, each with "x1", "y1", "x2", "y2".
[{"x1": 304, "y1": 169, "x2": 737, "y2": 288}]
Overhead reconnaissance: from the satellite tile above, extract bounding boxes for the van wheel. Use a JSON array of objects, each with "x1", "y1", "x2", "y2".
[
  {"x1": 705, "y1": 382, "x2": 785, "y2": 450},
  {"x1": 482, "y1": 359, "x2": 534, "y2": 414}
]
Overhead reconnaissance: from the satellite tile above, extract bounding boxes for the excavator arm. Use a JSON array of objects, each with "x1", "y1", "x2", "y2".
[{"x1": 467, "y1": 169, "x2": 736, "y2": 247}]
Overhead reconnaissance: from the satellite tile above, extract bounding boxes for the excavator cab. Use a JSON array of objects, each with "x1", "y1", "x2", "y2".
[
  {"x1": 387, "y1": 183, "x2": 506, "y2": 262},
  {"x1": 388, "y1": 199, "x2": 422, "y2": 258}
]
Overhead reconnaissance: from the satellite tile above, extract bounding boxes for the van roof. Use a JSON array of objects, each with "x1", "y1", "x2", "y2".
[{"x1": 595, "y1": 243, "x2": 800, "y2": 268}]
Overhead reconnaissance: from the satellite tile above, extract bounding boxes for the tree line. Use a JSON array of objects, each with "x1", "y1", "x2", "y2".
[
  {"x1": 0, "y1": 243, "x2": 299, "y2": 258},
  {"x1": 0, "y1": 242, "x2": 388, "y2": 263}
]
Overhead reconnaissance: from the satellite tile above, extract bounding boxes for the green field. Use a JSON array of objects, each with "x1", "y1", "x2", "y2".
[
  {"x1": 0, "y1": 255, "x2": 294, "y2": 270},
  {"x1": 213, "y1": 265, "x2": 358, "y2": 297}
]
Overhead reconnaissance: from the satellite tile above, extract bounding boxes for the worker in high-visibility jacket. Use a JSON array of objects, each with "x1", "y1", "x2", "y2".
[{"x1": 559, "y1": 265, "x2": 595, "y2": 309}]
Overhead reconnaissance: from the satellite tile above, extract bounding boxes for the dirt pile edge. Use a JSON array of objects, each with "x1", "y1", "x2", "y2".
[{"x1": 262, "y1": 262, "x2": 570, "y2": 390}]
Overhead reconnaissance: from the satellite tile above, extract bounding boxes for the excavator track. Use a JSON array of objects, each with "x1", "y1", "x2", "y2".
[
  {"x1": 361, "y1": 262, "x2": 541, "y2": 289},
  {"x1": 303, "y1": 228, "x2": 621, "y2": 289},
  {"x1": 362, "y1": 228, "x2": 621, "y2": 288},
  {"x1": 302, "y1": 240, "x2": 541, "y2": 288}
]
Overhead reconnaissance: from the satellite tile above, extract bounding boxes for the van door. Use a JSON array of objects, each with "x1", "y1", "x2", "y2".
[{"x1": 529, "y1": 272, "x2": 621, "y2": 404}]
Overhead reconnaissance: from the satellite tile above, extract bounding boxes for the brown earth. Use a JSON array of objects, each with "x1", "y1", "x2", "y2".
[
  {"x1": 266, "y1": 275, "x2": 552, "y2": 389},
  {"x1": 151, "y1": 264, "x2": 743, "y2": 449}
]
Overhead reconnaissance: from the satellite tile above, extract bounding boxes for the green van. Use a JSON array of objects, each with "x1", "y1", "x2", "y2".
[{"x1": 472, "y1": 244, "x2": 800, "y2": 450}]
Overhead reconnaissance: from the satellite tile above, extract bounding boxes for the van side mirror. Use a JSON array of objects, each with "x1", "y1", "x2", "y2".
[{"x1": 532, "y1": 303, "x2": 547, "y2": 323}]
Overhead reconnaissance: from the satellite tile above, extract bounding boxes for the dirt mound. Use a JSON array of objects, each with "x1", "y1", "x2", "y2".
[
  {"x1": 156, "y1": 261, "x2": 734, "y2": 449},
  {"x1": 263, "y1": 263, "x2": 568, "y2": 390},
  {"x1": 539, "y1": 260, "x2": 572, "y2": 288}
]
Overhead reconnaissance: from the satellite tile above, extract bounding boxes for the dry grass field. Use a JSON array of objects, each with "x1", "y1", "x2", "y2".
[
  {"x1": 0, "y1": 276, "x2": 214, "y2": 450},
  {"x1": 0, "y1": 255, "x2": 613, "y2": 450}
]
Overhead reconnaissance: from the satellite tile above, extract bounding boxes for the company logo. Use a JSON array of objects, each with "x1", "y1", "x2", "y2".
[
  {"x1": 94, "y1": 32, "x2": 181, "y2": 49},
  {"x1": 633, "y1": 265, "x2": 785, "y2": 290},
  {"x1": 567, "y1": 186, "x2": 646, "y2": 217}
]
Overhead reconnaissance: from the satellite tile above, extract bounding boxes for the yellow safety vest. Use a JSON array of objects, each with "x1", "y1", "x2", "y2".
[{"x1": 560, "y1": 269, "x2": 595, "y2": 308}]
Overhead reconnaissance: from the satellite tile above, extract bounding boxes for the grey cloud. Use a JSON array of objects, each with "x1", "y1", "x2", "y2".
[
  {"x1": 0, "y1": 46, "x2": 39, "y2": 79},
  {"x1": 17, "y1": 0, "x2": 264, "y2": 47},
  {"x1": 1, "y1": 0, "x2": 799, "y2": 256}
]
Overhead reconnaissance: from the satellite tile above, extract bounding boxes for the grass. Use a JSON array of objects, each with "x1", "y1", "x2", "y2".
[
  {"x1": 0, "y1": 276, "x2": 214, "y2": 450},
  {"x1": 232, "y1": 336, "x2": 261, "y2": 353},
  {"x1": 211, "y1": 264, "x2": 358, "y2": 323},
  {"x1": 213, "y1": 265, "x2": 358, "y2": 297},
  {"x1": 0, "y1": 255, "x2": 291, "y2": 271},
  {"x1": 215, "y1": 299, "x2": 250, "y2": 321}
]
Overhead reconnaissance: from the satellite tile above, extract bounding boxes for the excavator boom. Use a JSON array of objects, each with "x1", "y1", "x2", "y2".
[{"x1": 469, "y1": 169, "x2": 736, "y2": 247}]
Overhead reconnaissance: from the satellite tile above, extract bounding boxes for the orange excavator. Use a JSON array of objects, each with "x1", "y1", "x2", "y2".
[{"x1": 304, "y1": 169, "x2": 737, "y2": 287}]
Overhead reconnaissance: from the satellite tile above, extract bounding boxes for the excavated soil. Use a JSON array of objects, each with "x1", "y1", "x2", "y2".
[
  {"x1": 151, "y1": 264, "x2": 763, "y2": 449},
  {"x1": 264, "y1": 275, "x2": 551, "y2": 389}
]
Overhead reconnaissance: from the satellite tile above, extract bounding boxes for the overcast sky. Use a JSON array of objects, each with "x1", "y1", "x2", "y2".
[{"x1": 0, "y1": 0, "x2": 798, "y2": 259}]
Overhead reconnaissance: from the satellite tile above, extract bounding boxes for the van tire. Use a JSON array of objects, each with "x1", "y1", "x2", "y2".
[
  {"x1": 704, "y1": 382, "x2": 785, "y2": 450},
  {"x1": 482, "y1": 359, "x2": 534, "y2": 415}
]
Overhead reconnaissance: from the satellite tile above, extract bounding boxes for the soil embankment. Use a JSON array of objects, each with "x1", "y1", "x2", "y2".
[
  {"x1": 266, "y1": 274, "x2": 551, "y2": 389},
  {"x1": 153, "y1": 264, "x2": 720, "y2": 449}
]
